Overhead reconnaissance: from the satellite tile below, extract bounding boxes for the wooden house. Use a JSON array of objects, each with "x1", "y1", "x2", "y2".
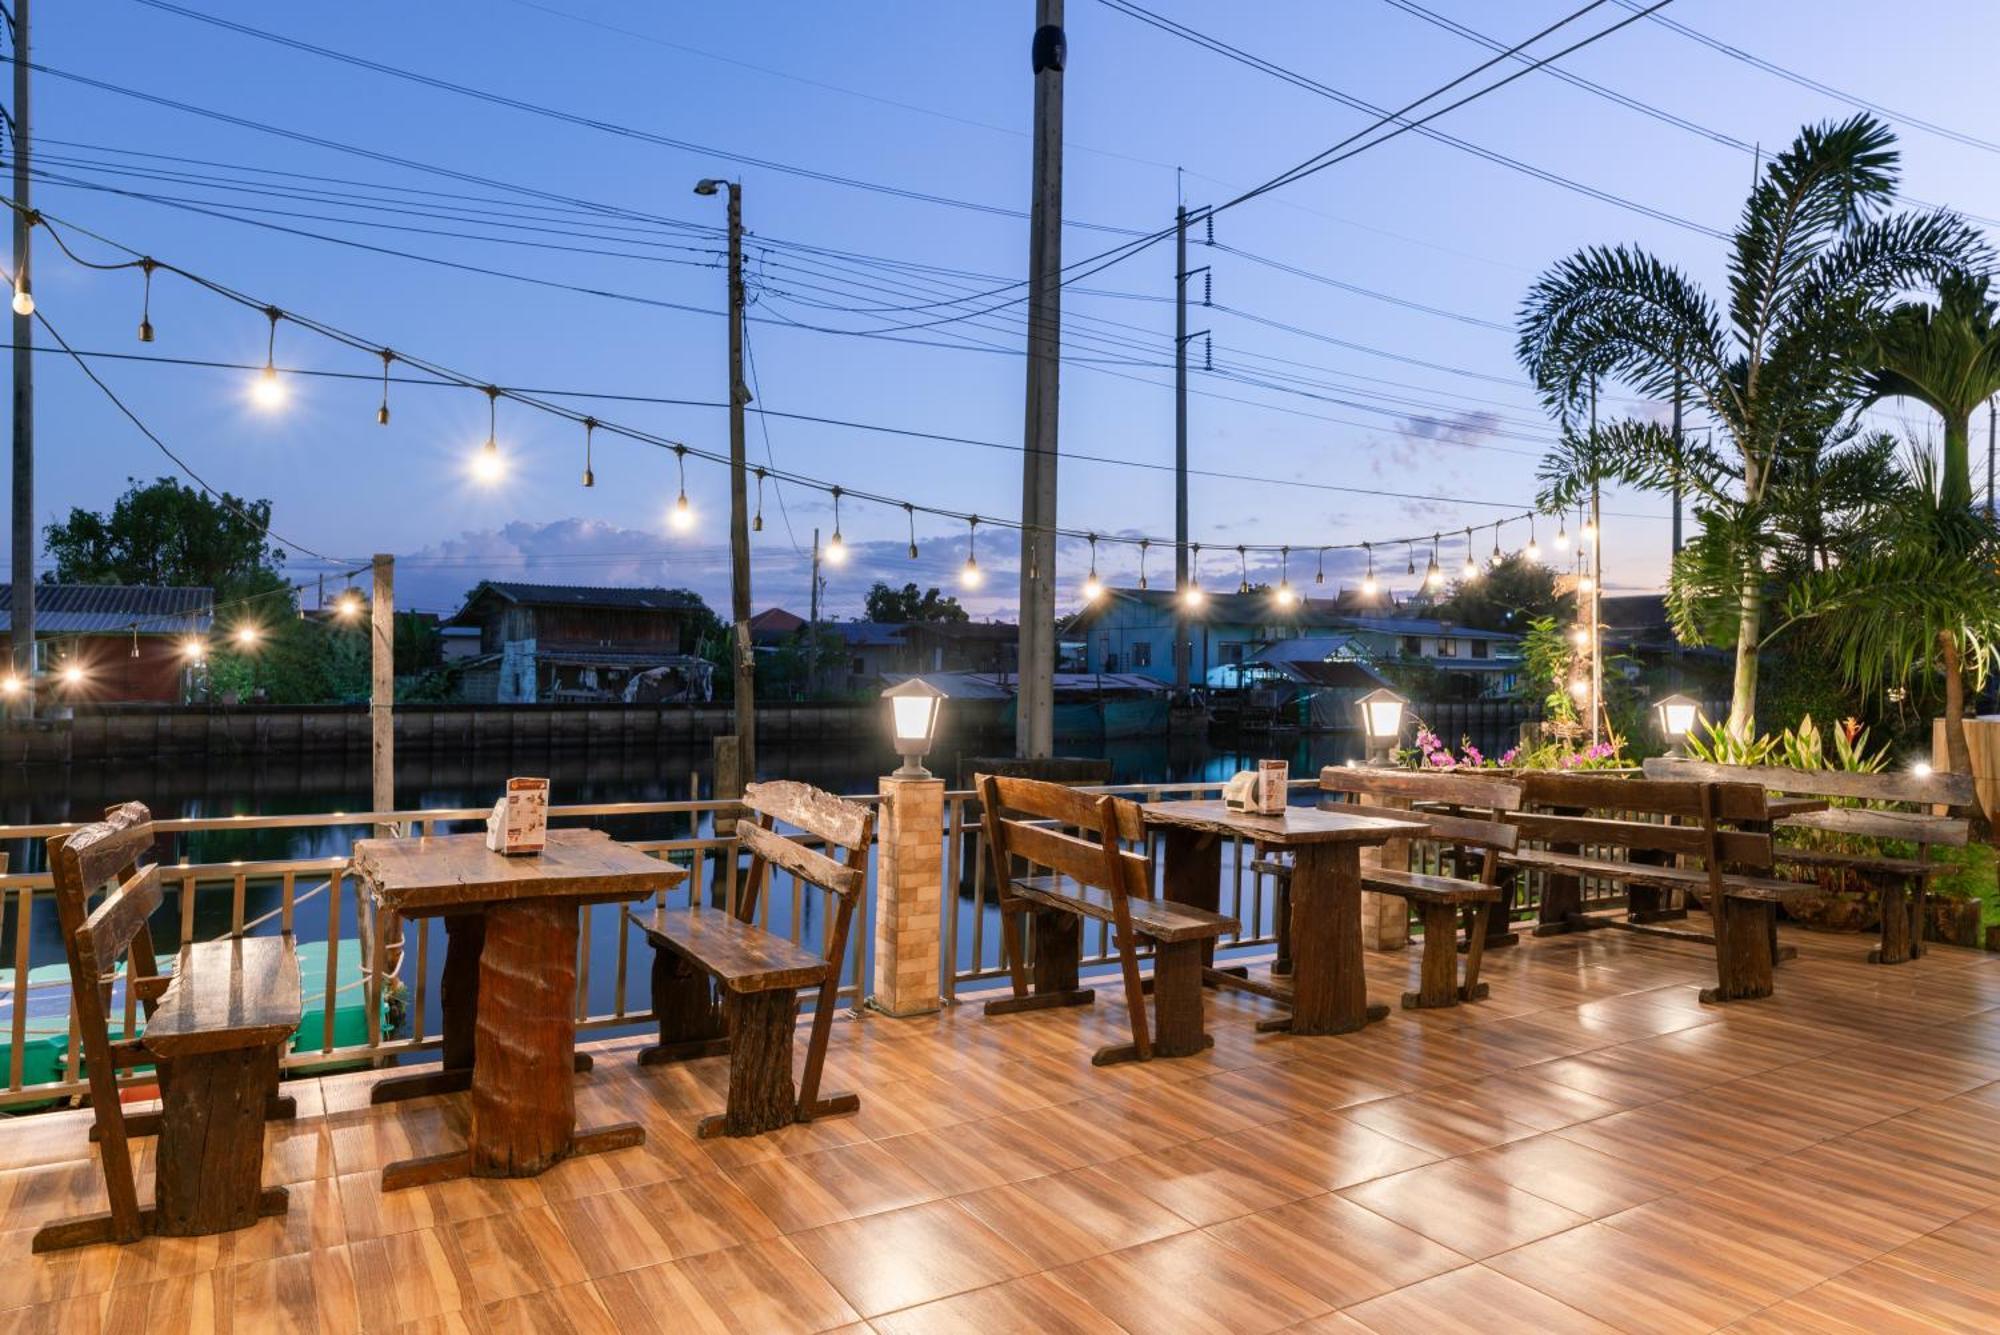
[{"x1": 447, "y1": 582, "x2": 712, "y2": 704}]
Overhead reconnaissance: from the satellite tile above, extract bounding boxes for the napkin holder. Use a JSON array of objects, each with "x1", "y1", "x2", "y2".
[{"x1": 485, "y1": 776, "x2": 550, "y2": 855}]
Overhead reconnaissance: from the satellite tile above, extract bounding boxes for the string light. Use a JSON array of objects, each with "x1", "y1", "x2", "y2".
[
  {"x1": 1555, "y1": 516, "x2": 1570, "y2": 551},
  {"x1": 1407, "y1": 543, "x2": 1417, "y2": 577},
  {"x1": 0, "y1": 673, "x2": 19, "y2": 695},
  {"x1": 376, "y1": 349, "x2": 393, "y2": 426},
  {"x1": 1183, "y1": 544, "x2": 1206, "y2": 609},
  {"x1": 235, "y1": 625, "x2": 260, "y2": 647},
  {"x1": 1315, "y1": 547, "x2": 1327, "y2": 586},
  {"x1": 1460, "y1": 527, "x2": 1479, "y2": 581},
  {"x1": 1138, "y1": 538, "x2": 1150, "y2": 591},
  {"x1": 1571, "y1": 624, "x2": 1590, "y2": 647},
  {"x1": 182, "y1": 637, "x2": 204, "y2": 661},
  {"x1": 129, "y1": 626, "x2": 140, "y2": 660},
  {"x1": 137, "y1": 258, "x2": 156, "y2": 342},
  {"x1": 61, "y1": 663, "x2": 84, "y2": 687},
  {"x1": 904, "y1": 502, "x2": 917, "y2": 559},
  {"x1": 670, "y1": 446, "x2": 694, "y2": 530},
  {"x1": 825, "y1": 486, "x2": 847, "y2": 563},
  {"x1": 335, "y1": 588, "x2": 363, "y2": 619},
  {"x1": 1582, "y1": 514, "x2": 1598, "y2": 544},
  {"x1": 471, "y1": 385, "x2": 502, "y2": 482},
  {"x1": 1082, "y1": 534, "x2": 1102, "y2": 601},
  {"x1": 961, "y1": 515, "x2": 983, "y2": 588},
  {"x1": 582, "y1": 417, "x2": 597, "y2": 488},
  {"x1": 1362, "y1": 543, "x2": 1377, "y2": 597},
  {"x1": 1274, "y1": 546, "x2": 1297, "y2": 607},
  {"x1": 251, "y1": 306, "x2": 285, "y2": 409},
  {"x1": 754, "y1": 468, "x2": 768, "y2": 531},
  {"x1": 10, "y1": 215, "x2": 31, "y2": 317},
  {"x1": 1490, "y1": 524, "x2": 1503, "y2": 567},
  {"x1": 1525, "y1": 514, "x2": 1541, "y2": 561},
  {"x1": 1426, "y1": 534, "x2": 1444, "y2": 590},
  {"x1": 1237, "y1": 545, "x2": 1250, "y2": 595}
]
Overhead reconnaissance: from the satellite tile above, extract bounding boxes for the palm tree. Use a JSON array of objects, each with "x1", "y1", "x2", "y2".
[
  {"x1": 1518, "y1": 114, "x2": 1985, "y2": 737},
  {"x1": 1864, "y1": 270, "x2": 2000, "y2": 514}
]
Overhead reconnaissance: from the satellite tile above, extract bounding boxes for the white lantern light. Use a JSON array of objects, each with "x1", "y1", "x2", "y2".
[
  {"x1": 1356, "y1": 687, "x2": 1408, "y2": 764},
  {"x1": 882, "y1": 677, "x2": 946, "y2": 779},
  {"x1": 1654, "y1": 692, "x2": 1700, "y2": 742}
]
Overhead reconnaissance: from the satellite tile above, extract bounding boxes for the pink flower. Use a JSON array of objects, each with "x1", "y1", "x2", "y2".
[
  {"x1": 1462, "y1": 743, "x2": 1484, "y2": 767},
  {"x1": 1499, "y1": 746, "x2": 1520, "y2": 765}
]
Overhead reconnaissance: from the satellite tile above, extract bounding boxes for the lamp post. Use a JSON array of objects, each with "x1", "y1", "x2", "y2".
[
  {"x1": 1655, "y1": 692, "x2": 1700, "y2": 755},
  {"x1": 1357, "y1": 687, "x2": 1408, "y2": 766},
  {"x1": 883, "y1": 678, "x2": 946, "y2": 778}
]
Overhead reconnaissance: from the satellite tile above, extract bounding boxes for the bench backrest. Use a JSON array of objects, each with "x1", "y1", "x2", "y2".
[
  {"x1": 1318, "y1": 765, "x2": 1522, "y2": 854},
  {"x1": 975, "y1": 773, "x2": 1152, "y2": 907},
  {"x1": 1642, "y1": 756, "x2": 1976, "y2": 810},
  {"x1": 1514, "y1": 773, "x2": 1775, "y2": 870},
  {"x1": 46, "y1": 801, "x2": 163, "y2": 1243},
  {"x1": 734, "y1": 780, "x2": 874, "y2": 961}
]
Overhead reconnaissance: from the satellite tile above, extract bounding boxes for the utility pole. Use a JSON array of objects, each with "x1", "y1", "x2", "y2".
[
  {"x1": 1669, "y1": 365, "x2": 1684, "y2": 554},
  {"x1": 1173, "y1": 197, "x2": 1209, "y2": 701},
  {"x1": 370, "y1": 554, "x2": 395, "y2": 836},
  {"x1": 8, "y1": 0, "x2": 31, "y2": 716},
  {"x1": 807, "y1": 527, "x2": 821, "y2": 695},
  {"x1": 1588, "y1": 379, "x2": 1603, "y2": 749},
  {"x1": 696, "y1": 176, "x2": 755, "y2": 780},
  {"x1": 1016, "y1": 0, "x2": 1063, "y2": 759}
]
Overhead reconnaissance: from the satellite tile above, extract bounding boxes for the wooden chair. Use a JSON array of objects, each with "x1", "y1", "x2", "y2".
[
  {"x1": 1645, "y1": 757, "x2": 1973, "y2": 964},
  {"x1": 978, "y1": 774, "x2": 1237, "y2": 1065},
  {"x1": 1314, "y1": 767, "x2": 1522, "y2": 1009},
  {"x1": 628, "y1": 780, "x2": 870, "y2": 1138},
  {"x1": 1504, "y1": 774, "x2": 1812, "y2": 1003},
  {"x1": 35, "y1": 802, "x2": 302, "y2": 1252}
]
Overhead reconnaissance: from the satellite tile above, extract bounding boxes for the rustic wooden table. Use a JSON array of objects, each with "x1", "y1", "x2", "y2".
[
  {"x1": 353, "y1": 829, "x2": 684, "y2": 1190},
  {"x1": 1140, "y1": 800, "x2": 1424, "y2": 1036}
]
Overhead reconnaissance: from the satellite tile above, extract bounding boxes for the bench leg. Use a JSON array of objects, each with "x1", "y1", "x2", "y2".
[
  {"x1": 1149, "y1": 939, "x2": 1213, "y2": 1059},
  {"x1": 1459, "y1": 903, "x2": 1491, "y2": 1002},
  {"x1": 1871, "y1": 880, "x2": 1913, "y2": 965},
  {"x1": 154, "y1": 1044, "x2": 289, "y2": 1237},
  {"x1": 1701, "y1": 898, "x2": 1776, "y2": 1003},
  {"x1": 985, "y1": 909, "x2": 1095, "y2": 1016},
  {"x1": 1910, "y1": 874, "x2": 1929, "y2": 960},
  {"x1": 697, "y1": 989, "x2": 799, "y2": 1139},
  {"x1": 1403, "y1": 901, "x2": 1462, "y2": 1010},
  {"x1": 638, "y1": 948, "x2": 729, "y2": 1065}
]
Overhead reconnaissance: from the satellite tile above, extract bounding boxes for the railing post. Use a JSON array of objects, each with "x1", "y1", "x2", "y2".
[{"x1": 869, "y1": 773, "x2": 945, "y2": 1018}]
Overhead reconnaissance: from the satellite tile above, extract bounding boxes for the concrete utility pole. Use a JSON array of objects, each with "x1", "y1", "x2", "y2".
[
  {"x1": 1173, "y1": 198, "x2": 1209, "y2": 700},
  {"x1": 1015, "y1": 0, "x2": 1064, "y2": 759},
  {"x1": 8, "y1": 0, "x2": 31, "y2": 715},
  {"x1": 370, "y1": 554, "x2": 395, "y2": 836},
  {"x1": 696, "y1": 176, "x2": 755, "y2": 781},
  {"x1": 807, "y1": 527, "x2": 821, "y2": 694}
]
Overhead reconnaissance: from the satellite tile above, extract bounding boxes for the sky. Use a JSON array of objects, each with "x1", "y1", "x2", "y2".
[{"x1": 7, "y1": 0, "x2": 2000, "y2": 620}]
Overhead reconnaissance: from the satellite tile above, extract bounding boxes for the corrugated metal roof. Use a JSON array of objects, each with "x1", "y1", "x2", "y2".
[
  {"x1": 0, "y1": 584, "x2": 213, "y2": 635},
  {"x1": 469, "y1": 582, "x2": 706, "y2": 612}
]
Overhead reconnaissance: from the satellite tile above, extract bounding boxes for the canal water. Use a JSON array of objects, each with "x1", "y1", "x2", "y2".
[{"x1": 0, "y1": 726, "x2": 1472, "y2": 1049}]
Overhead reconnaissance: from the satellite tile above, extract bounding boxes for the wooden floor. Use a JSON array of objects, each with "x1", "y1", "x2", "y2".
[{"x1": 4, "y1": 919, "x2": 2000, "y2": 1334}]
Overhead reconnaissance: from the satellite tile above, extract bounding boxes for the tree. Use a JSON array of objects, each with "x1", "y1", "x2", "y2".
[
  {"x1": 1863, "y1": 270, "x2": 2000, "y2": 514},
  {"x1": 863, "y1": 582, "x2": 969, "y2": 624},
  {"x1": 45, "y1": 476, "x2": 285, "y2": 596},
  {"x1": 1433, "y1": 553, "x2": 1565, "y2": 632},
  {"x1": 1518, "y1": 114, "x2": 1985, "y2": 738}
]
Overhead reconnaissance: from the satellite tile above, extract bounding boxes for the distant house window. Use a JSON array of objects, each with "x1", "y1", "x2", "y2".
[
  {"x1": 1471, "y1": 640, "x2": 1489, "y2": 660},
  {"x1": 1132, "y1": 641, "x2": 1153, "y2": 668},
  {"x1": 1402, "y1": 636, "x2": 1422, "y2": 656},
  {"x1": 851, "y1": 656, "x2": 865, "y2": 675},
  {"x1": 1219, "y1": 642, "x2": 1244, "y2": 664},
  {"x1": 1436, "y1": 638, "x2": 1457, "y2": 658}
]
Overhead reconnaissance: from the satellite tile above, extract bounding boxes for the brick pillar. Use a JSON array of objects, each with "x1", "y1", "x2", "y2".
[
  {"x1": 1359, "y1": 793, "x2": 1411, "y2": 952},
  {"x1": 871, "y1": 775, "x2": 945, "y2": 1017}
]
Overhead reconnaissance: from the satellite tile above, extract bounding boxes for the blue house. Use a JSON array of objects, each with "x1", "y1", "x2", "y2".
[{"x1": 1071, "y1": 588, "x2": 1353, "y2": 685}]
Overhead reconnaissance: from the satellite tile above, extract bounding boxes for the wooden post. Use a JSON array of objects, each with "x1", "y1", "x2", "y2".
[
  {"x1": 1016, "y1": 0, "x2": 1064, "y2": 759},
  {"x1": 1357, "y1": 793, "x2": 1411, "y2": 952},
  {"x1": 7, "y1": 0, "x2": 32, "y2": 720},
  {"x1": 871, "y1": 774, "x2": 944, "y2": 1017},
  {"x1": 370, "y1": 554, "x2": 402, "y2": 987}
]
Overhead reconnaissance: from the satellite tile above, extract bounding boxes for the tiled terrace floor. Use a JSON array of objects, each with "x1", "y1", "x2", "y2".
[{"x1": 4, "y1": 919, "x2": 2000, "y2": 1333}]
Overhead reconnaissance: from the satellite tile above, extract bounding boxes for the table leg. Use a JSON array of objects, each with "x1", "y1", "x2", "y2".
[
  {"x1": 1260, "y1": 842, "x2": 1386, "y2": 1036},
  {"x1": 1160, "y1": 825, "x2": 1250, "y2": 981},
  {"x1": 154, "y1": 1044, "x2": 289, "y2": 1236}
]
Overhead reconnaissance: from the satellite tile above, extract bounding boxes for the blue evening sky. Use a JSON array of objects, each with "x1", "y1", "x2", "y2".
[{"x1": 8, "y1": 1, "x2": 1997, "y2": 618}]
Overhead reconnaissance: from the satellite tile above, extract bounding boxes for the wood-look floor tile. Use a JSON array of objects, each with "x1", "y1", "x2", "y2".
[
  {"x1": 788, "y1": 1198, "x2": 1037, "y2": 1317},
  {"x1": 1338, "y1": 1159, "x2": 1587, "y2": 1259},
  {"x1": 1552, "y1": 1100, "x2": 1787, "y2": 1182},
  {"x1": 869, "y1": 1270, "x2": 1119, "y2": 1335},
  {"x1": 1729, "y1": 1251, "x2": 2000, "y2": 1333},
  {"x1": 1341, "y1": 1263, "x2": 1616, "y2": 1334},
  {"x1": 448, "y1": 1205, "x2": 588, "y2": 1305},
  {"x1": 1051, "y1": 1230, "x2": 1331, "y2": 1335},
  {"x1": 549, "y1": 1172, "x2": 777, "y2": 1277},
  {"x1": 949, "y1": 1163, "x2": 1193, "y2": 1269},
  {"x1": 227, "y1": 1245, "x2": 360, "y2": 1335},
  {"x1": 335, "y1": 1170, "x2": 545, "y2": 1243},
  {"x1": 346, "y1": 1230, "x2": 477, "y2": 1333},
  {"x1": 724, "y1": 1139, "x2": 939, "y2": 1234},
  {"x1": 1204, "y1": 1191, "x2": 1468, "y2": 1308},
  {"x1": 0, "y1": 1294, "x2": 107, "y2": 1335},
  {"x1": 1874, "y1": 1203, "x2": 2000, "y2": 1287},
  {"x1": 591, "y1": 1236, "x2": 859, "y2": 1334},
  {"x1": 265, "y1": 1123, "x2": 338, "y2": 1187},
  {"x1": 1338, "y1": 1089, "x2": 1545, "y2": 1158},
  {"x1": 875, "y1": 1114, "x2": 1080, "y2": 1195},
  {"x1": 1112, "y1": 1133, "x2": 1324, "y2": 1226},
  {"x1": 1454, "y1": 1133, "x2": 1684, "y2": 1219},
  {"x1": 97, "y1": 1268, "x2": 233, "y2": 1334},
  {"x1": 0, "y1": 1226, "x2": 122, "y2": 1312},
  {"x1": 1433, "y1": 1070, "x2": 1625, "y2": 1133},
  {"x1": 478, "y1": 1281, "x2": 619, "y2": 1335},
  {"x1": 1198, "y1": 1112, "x2": 1439, "y2": 1194}
]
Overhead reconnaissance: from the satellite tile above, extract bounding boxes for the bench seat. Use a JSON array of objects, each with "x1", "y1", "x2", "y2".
[
  {"x1": 630, "y1": 906, "x2": 829, "y2": 994},
  {"x1": 143, "y1": 935, "x2": 302, "y2": 1061},
  {"x1": 1504, "y1": 848, "x2": 1812, "y2": 903},
  {"x1": 1007, "y1": 875, "x2": 1236, "y2": 942},
  {"x1": 1360, "y1": 866, "x2": 1503, "y2": 905},
  {"x1": 1774, "y1": 847, "x2": 1941, "y2": 879}
]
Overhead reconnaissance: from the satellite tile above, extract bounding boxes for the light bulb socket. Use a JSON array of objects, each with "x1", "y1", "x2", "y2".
[{"x1": 138, "y1": 319, "x2": 154, "y2": 343}]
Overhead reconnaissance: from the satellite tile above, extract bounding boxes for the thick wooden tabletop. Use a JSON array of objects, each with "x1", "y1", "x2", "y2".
[
  {"x1": 354, "y1": 829, "x2": 685, "y2": 914},
  {"x1": 1140, "y1": 799, "x2": 1424, "y2": 847}
]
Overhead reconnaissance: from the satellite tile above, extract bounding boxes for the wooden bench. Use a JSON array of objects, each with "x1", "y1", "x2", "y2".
[
  {"x1": 628, "y1": 780, "x2": 869, "y2": 1138},
  {"x1": 1312, "y1": 768, "x2": 1522, "y2": 1010},
  {"x1": 1644, "y1": 757, "x2": 1974, "y2": 964},
  {"x1": 1502, "y1": 774, "x2": 1813, "y2": 1003},
  {"x1": 979, "y1": 774, "x2": 1237, "y2": 1066},
  {"x1": 35, "y1": 801, "x2": 303, "y2": 1252}
]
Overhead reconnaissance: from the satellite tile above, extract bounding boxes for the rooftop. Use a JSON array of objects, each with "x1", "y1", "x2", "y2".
[
  {"x1": 0, "y1": 583, "x2": 213, "y2": 635},
  {"x1": 4, "y1": 920, "x2": 1991, "y2": 1329},
  {"x1": 450, "y1": 582, "x2": 706, "y2": 622}
]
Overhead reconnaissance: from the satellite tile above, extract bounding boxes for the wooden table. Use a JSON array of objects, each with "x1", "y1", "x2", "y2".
[
  {"x1": 353, "y1": 829, "x2": 684, "y2": 1190},
  {"x1": 1140, "y1": 800, "x2": 1425, "y2": 1036}
]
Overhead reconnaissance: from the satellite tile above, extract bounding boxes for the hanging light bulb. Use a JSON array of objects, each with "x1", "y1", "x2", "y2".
[
  {"x1": 1407, "y1": 543, "x2": 1418, "y2": 577},
  {"x1": 755, "y1": 470, "x2": 769, "y2": 532},
  {"x1": 1579, "y1": 574, "x2": 1596, "y2": 593},
  {"x1": 1555, "y1": 518, "x2": 1570, "y2": 551},
  {"x1": 903, "y1": 502, "x2": 917, "y2": 559},
  {"x1": 1081, "y1": 534, "x2": 1102, "y2": 601},
  {"x1": 582, "y1": 418, "x2": 597, "y2": 488},
  {"x1": 1138, "y1": 538, "x2": 1150, "y2": 591},
  {"x1": 471, "y1": 385, "x2": 502, "y2": 482},
  {"x1": 251, "y1": 306, "x2": 286, "y2": 410},
  {"x1": 1525, "y1": 513, "x2": 1541, "y2": 562},
  {"x1": 1490, "y1": 525, "x2": 1504, "y2": 568},
  {"x1": 1361, "y1": 543, "x2": 1378, "y2": 597},
  {"x1": 1426, "y1": 534, "x2": 1444, "y2": 590},
  {"x1": 336, "y1": 589, "x2": 364, "y2": 619},
  {"x1": 669, "y1": 446, "x2": 694, "y2": 530},
  {"x1": 1274, "y1": 547, "x2": 1297, "y2": 607},
  {"x1": 1582, "y1": 515, "x2": 1598, "y2": 544},
  {"x1": 376, "y1": 349, "x2": 393, "y2": 426},
  {"x1": 235, "y1": 624, "x2": 261, "y2": 648},
  {"x1": 1460, "y1": 527, "x2": 1479, "y2": 581},
  {"x1": 181, "y1": 637, "x2": 204, "y2": 662},
  {"x1": 825, "y1": 487, "x2": 847, "y2": 563},
  {"x1": 961, "y1": 516, "x2": 983, "y2": 588},
  {"x1": 1315, "y1": 547, "x2": 1327, "y2": 586},
  {"x1": 61, "y1": 662, "x2": 83, "y2": 686},
  {"x1": 1571, "y1": 624, "x2": 1590, "y2": 648},
  {"x1": 0, "y1": 673, "x2": 20, "y2": 695},
  {"x1": 1183, "y1": 544, "x2": 1206, "y2": 609},
  {"x1": 1236, "y1": 546, "x2": 1250, "y2": 595},
  {"x1": 137, "y1": 258, "x2": 157, "y2": 342}
]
